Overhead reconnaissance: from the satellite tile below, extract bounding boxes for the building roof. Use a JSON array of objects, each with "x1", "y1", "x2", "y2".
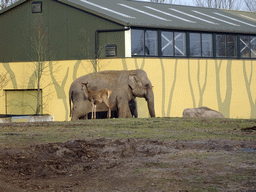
[
  {"x1": 1, "y1": 0, "x2": 256, "y2": 34},
  {"x1": 59, "y1": 0, "x2": 256, "y2": 34}
]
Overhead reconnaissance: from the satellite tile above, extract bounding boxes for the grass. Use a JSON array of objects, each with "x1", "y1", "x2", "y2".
[
  {"x1": 0, "y1": 117, "x2": 255, "y2": 191},
  {"x1": 0, "y1": 117, "x2": 255, "y2": 147}
]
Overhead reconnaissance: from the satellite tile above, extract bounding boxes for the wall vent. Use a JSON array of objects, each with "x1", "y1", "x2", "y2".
[
  {"x1": 32, "y1": 2, "x2": 42, "y2": 13},
  {"x1": 106, "y1": 44, "x2": 117, "y2": 57}
]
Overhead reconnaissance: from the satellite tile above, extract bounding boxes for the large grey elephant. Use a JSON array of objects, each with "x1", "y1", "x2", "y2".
[
  {"x1": 69, "y1": 69, "x2": 155, "y2": 120},
  {"x1": 183, "y1": 107, "x2": 224, "y2": 118}
]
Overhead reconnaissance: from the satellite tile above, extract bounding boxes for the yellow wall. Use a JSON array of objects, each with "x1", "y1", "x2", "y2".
[{"x1": 1, "y1": 58, "x2": 256, "y2": 121}]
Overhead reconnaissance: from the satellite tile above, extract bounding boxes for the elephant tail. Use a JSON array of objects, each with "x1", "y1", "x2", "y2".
[{"x1": 69, "y1": 90, "x2": 73, "y2": 118}]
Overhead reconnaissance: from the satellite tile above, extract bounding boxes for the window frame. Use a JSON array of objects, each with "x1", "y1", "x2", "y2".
[
  {"x1": 215, "y1": 33, "x2": 238, "y2": 59},
  {"x1": 131, "y1": 28, "x2": 159, "y2": 57},
  {"x1": 130, "y1": 27, "x2": 256, "y2": 60},
  {"x1": 239, "y1": 34, "x2": 256, "y2": 59},
  {"x1": 188, "y1": 32, "x2": 213, "y2": 58}
]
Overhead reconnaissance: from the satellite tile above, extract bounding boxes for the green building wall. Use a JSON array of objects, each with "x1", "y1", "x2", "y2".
[{"x1": 0, "y1": 0, "x2": 125, "y2": 62}]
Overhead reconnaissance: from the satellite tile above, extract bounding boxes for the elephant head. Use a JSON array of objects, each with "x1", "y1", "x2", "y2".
[{"x1": 128, "y1": 69, "x2": 155, "y2": 117}]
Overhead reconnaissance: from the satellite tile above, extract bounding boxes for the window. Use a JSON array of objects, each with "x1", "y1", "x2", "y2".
[
  {"x1": 190, "y1": 33, "x2": 201, "y2": 57},
  {"x1": 216, "y1": 35, "x2": 226, "y2": 57},
  {"x1": 216, "y1": 34, "x2": 237, "y2": 57},
  {"x1": 5, "y1": 90, "x2": 42, "y2": 115},
  {"x1": 251, "y1": 36, "x2": 256, "y2": 58},
  {"x1": 174, "y1": 32, "x2": 186, "y2": 56},
  {"x1": 227, "y1": 35, "x2": 237, "y2": 57},
  {"x1": 161, "y1": 31, "x2": 186, "y2": 57},
  {"x1": 240, "y1": 35, "x2": 256, "y2": 58},
  {"x1": 131, "y1": 30, "x2": 144, "y2": 56},
  {"x1": 131, "y1": 29, "x2": 157, "y2": 56},
  {"x1": 189, "y1": 33, "x2": 212, "y2": 57},
  {"x1": 161, "y1": 31, "x2": 173, "y2": 56},
  {"x1": 131, "y1": 28, "x2": 255, "y2": 59},
  {"x1": 202, "y1": 34, "x2": 212, "y2": 57},
  {"x1": 145, "y1": 30, "x2": 158, "y2": 56}
]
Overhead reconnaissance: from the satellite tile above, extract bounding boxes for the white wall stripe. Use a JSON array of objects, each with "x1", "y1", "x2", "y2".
[
  {"x1": 213, "y1": 12, "x2": 256, "y2": 28},
  {"x1": 145, "y1": 6, "x2": 195, "y2": 23},
  {"x1": 119, "y1": 4, "x2": 170, "y2": 21},
  {"x1": 80, "y1": 0, "x2": 135, "y2": 19},
  {"x1": 192, "y1": 10, "x2": 240, "y2": 26},
  {"x1": 169, "y1": 8, "x2": 218, "y2": 25},
  {"x1": 239, "y1": 14, "x2": 256, "y2": 22}
]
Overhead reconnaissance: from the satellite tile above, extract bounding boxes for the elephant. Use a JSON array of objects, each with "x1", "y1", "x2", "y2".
[
  {"x1": 69, "y1": 69, "x2": 155, "y2": 120},
  {"x1": 182, "y1": 107, "x2": 224, "y2": 118},
  {"x1": 85, "y1": 98, "x2": 137, "y2": 119}
]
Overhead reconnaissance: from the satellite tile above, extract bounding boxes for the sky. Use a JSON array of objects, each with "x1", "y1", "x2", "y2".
[
  {"x1": 138, "y1": 0, "x2": 248, "y2": 11},
  {"x1": 139, "y1": 0, "x2": 194, "y2": 6}
]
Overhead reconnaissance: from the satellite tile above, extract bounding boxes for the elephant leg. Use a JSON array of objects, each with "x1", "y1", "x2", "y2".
[
  {"x1": 129, "y1": 98, "x2": 138, "y2": 118},
  {"x1": 103, "y1": 100, "x2": 111, "y2": 119},
  {"x1": 117, "y1": 98, "x2": 132, "y2": 118}
]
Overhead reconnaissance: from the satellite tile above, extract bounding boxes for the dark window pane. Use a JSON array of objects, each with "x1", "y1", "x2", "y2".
[
  {"x1": 190, "y1": 33, "x2": 201, "y2": 57},
  {"x1": 202, "y1": 34, "x2": 212, "y2": 57},
  {"x1": 174, "y1": 32, "x2": 186, "y2": 56},
  {"x1": 131, "y1": 30, "x2": 144, "y2": 56},
  {"x1": 240, "y1": 36, "x2": 250, "y2": 58},
  {"x1": 251, "y1": 36, "x2": 256, "y2": 58},
  {"x1": 227, "y1": 35, "x2": 237, "y2": 57},
  {"x1": 145, "y1": 30, "x2": 158, "y2": 56},
  {"x1": 216, "y1": 35, "x2": 226, "y2": 57},
  {"x1": 161, "y1": 31, "x2": 173, "y2": 56}
]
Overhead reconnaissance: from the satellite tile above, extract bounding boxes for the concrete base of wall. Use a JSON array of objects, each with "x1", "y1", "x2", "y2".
[{"x1": 0, "y1": 115, "x2": 54, "y2": 123}]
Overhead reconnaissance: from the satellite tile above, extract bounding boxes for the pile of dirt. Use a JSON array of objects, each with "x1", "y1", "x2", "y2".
[{"x1": 0, "y1": 138, "x2": 255, "y2": 191}]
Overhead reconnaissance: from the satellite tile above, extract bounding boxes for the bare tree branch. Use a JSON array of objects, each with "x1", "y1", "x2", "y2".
[
  {"x1": 150, "y1": 0, "x2": 175, "y2": 3},
  {"x1": 30, "y1": 22, "x2": 56, "y2": 115},
  {"x1": 244, "y1": 0, "x2": 256, "y2": 11},
  {"x1": 0, "y1": 72, "x2": 11, "y2": 90},
  {"x1": 0, "y1": 0, "x2": 18, "y2": 10},
  {"x1": 192, "y1": 0, "x2": 240, "y2": 9}
]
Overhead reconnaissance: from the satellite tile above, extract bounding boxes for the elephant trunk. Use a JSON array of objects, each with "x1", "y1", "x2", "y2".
[{"x1": 146, "y1": 88, "x2": 155, "y2": 117}]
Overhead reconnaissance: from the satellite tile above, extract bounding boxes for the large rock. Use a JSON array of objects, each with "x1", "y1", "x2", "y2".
[{"x1": 183, "y1": 107, "x2": 224, "y2": 118}]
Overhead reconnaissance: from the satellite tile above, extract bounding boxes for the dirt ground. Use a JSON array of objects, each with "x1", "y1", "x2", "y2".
[{"x1": 0, "y1": 137, "x2": 256, "y2": 191}]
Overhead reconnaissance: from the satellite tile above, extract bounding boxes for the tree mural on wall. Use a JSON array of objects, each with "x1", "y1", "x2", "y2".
[
  {"x1": 187, "y1": 60, "x2": 208, "y2": 108},
  {"x1": 243, "y1": 61, "x2": 256, "y2": 118},
  {"x1": 160, "y1": 59, "x2": 166, "y2": 116},
  {"x1": 3, "y1": 64, "x2": 17, "y2": 89},
  {"x1": 49, "y1": 62, "x2": 70, "y2": 121},
  {"x1": 166, "y1": 59, "x2": 178, "y2": 117},
  {"x1": 215, "y1": 60, "x2": 232, "y2": 118}
]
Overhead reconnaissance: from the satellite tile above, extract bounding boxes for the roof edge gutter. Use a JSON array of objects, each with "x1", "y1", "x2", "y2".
[{"x1": 95, "y1": 27, "x2": 131, "y2": 59}]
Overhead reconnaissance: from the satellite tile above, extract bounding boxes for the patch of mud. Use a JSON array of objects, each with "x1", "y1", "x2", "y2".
[{"x1": 0, "y1": 138, "x2": 255, "y2": 191}]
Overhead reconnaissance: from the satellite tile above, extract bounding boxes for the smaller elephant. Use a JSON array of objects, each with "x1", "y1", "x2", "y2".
[{"x1": 183, "y1": 107, "x2": 224, "y2": 118}]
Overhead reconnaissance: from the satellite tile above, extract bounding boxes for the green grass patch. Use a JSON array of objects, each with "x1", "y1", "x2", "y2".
[{"x1": 0, "y1": 117, "x2": 255, "y2": 148}]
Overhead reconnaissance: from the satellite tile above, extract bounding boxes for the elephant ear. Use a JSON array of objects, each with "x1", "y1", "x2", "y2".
[{"x1": 128, "y1": 73, "x2": 138, "y2": 90}]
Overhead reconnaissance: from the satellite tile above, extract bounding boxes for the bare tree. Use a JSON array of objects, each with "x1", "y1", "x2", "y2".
[
  {"x1": 150, "y1": 0, "x2": 175, "y2": 3},
  {"x1": 0, "y1": 0, "x2": 18, "y2": 10},
  {"x1": 193, "y1": 0, "x2": 240, "y2": 9},
  {"x1": 79, "y1": 30, "x2": 109, "y2": 73},
  {"x1": 0, "y1": 72, "x2": 11, "y2": 90},
  {"x1": 244, "y1": 0, "x2": 256, "y2": 11},
  {"x1": 30, "y1": 23, "x2": 57, "y2": 115},
  {"x1": 127, "y1": 0, "x2": 176, "y2": 3}
]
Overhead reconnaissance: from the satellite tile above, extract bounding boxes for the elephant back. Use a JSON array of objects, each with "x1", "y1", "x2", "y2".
[{"x1": 75, "y1": 70, "x2": 128, "y2": 91}]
